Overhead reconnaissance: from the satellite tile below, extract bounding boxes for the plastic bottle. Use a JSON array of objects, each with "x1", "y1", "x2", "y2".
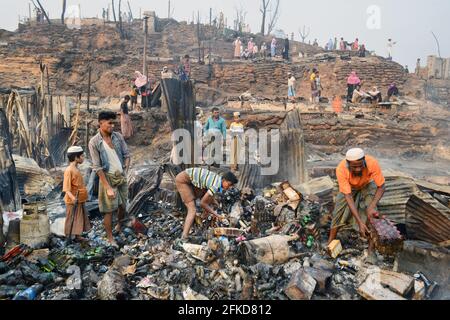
[
  {"x1": 12, "y1": 284, "x2": 44, "y2": 300},
  {"x1": 306, "y1": 235, "x2": 314, "y2": 248}
]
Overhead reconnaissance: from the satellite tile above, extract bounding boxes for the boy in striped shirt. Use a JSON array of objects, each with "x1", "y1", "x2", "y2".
[{"x1": 175, "y1": 168, "x2": 238, "y2": 240}]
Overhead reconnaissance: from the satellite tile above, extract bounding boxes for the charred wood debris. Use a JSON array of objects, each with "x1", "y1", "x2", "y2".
[{"x1": 0, "y1": 156, "x2": 449, "y2": 300}]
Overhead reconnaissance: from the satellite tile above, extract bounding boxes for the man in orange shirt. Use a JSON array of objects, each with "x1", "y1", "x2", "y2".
[{"x1": 328, "y1": 148, "x2": 386, "y2": 264}]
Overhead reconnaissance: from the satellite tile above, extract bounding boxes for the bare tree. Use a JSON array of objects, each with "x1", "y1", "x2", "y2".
[
  {"x1": 168, "y1": 0, "x2": 175, "y2": 19},
  {"x1": 61, "y1": 0, "x2": 66, "y2": 25},
  {"x1": 118, "y1": 0, "x2": 125, "y2": 38},
  {"x1": 299, "y1": 25, "x2": 310, "y2": 43},
  {"x1": 234, "y1": 3, "x2": 247, "y2": 33},
  {"x1": 260, "y1": 0, "x2": 270, "y2": 35},
  {"x1": 127, "y1": 1, "x2": 133, "y2": 20},
  {"x1": 111, "y1": 0, "x2": 117, "y2": 22},
  {"x1": 431, "y1": 31, "x2": 441, "y2": 58},
  {"x1": 266, "y1": 0, "x2": 280, "y2": 35}
]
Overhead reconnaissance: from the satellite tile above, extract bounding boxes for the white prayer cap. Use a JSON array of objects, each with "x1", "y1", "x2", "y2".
[
  {"x1": 67, "y1": 146, "x2": 83, "y2": 154},
  {"x1": 346, "y1": 148, "x2": 365, "y2": 161},
  {"x1": 233, "y1": 112, "x2": 241, "y2": 117}
]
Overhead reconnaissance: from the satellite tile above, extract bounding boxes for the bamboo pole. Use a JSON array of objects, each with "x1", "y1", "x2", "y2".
[{"x1": 69, "y1": 95, "x2": 81, "y2": 145}]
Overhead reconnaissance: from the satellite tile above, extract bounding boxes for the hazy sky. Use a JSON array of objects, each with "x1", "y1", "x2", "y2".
[{"x1": 1, "y1": 0, "x2": 449, "y2": 67}]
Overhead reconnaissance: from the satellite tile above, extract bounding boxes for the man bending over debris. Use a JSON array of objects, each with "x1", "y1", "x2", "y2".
[
  {"x1": 175, "y1": 168, "x2": 238, "y2": 242},
  {"x1": 89, "y1": 111, "x2": 131, "y2": 247},
  {"x1": 328, "y1": 148, "x2": 386, "y2": 264}
]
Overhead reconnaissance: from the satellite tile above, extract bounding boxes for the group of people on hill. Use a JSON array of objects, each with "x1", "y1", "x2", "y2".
[
  {"x1": 234, "y1": 37, "x2": 290, "y2": 60},
  {"x1": 288, "y1": 68, "x2": 323, "y2": 103},
  {"x1": 323, "y1": 37, "x2": 398, "y2": 60},
  {"x1": 117, "y1": 55, "x2": 194, "y2": 139},
  {"x1": 286, "y1": 68, "x2": 400, "y2": 105},
  {"x1": 347, "y1": 71, "x2": 399, "y2": 104}
]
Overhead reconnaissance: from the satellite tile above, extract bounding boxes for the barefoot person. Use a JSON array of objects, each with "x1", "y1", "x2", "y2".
[
  {"x1": 328, "y1": 148, "x2": 386, "y2": 264},
  {"x1": 120, "y1": 95, "x2": 134, "y2": 139},
  {"x1": 63, "y1": 146, "x2": 91, "y2": 241},
  {"x1": 89, "y1": 111, "x2": 131, "y2": 246},
  {"x1": 175, "y1": 168, "x2": 238, "y2": 242}
]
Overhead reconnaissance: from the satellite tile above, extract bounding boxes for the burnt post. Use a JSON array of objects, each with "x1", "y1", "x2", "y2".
[
  {"x1": 143, "y1": 16, "x2": 149, "y2": 79},
  {"x1": 87, "y1": 64, "x2": 92, "y2": 112},
  {"x1": 197, "y1": 11, "x2": 201, "y2": 63},
  {"x1": 36, "y1": 0, "x2": 51, "y2": 24}
]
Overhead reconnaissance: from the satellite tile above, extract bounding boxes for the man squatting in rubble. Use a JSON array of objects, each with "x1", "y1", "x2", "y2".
[
  {"x1": 175, "y1": 168, "x2": 238, "y2": 244},
  {"x1": 89, "y1": 111, "x2": 131, "y2": 247},
  {"x1": 328, "y1": 148, "x2": 386, "y2": 264}
]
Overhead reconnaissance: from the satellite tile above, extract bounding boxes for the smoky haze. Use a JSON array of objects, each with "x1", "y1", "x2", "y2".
[{"x1": 1, "y1": 0, "x2": 449, "y2": 68}]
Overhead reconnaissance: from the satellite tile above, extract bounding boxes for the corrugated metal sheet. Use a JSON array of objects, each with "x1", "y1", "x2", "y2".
[
  {"x1": 406, "y1": 194, "x2": 450, "y2": 244},
  {"x1": 377, "y1": 177, "x2": 418, "y2": 224},
  {"x1": 236, "y1": 109, "x2": 307, "y2": 190},
  {"x1": 161, "y1": 78, "x2": 196, "y2": 167},
  {"x1": 378, "y1": 177, "x2": 450, "y2": 225},
  {"x1": 48, "y1": 127, "x2": 72, "y2": 167},
  {"x1": 237, "y1": 164, "x2": 262, "y2": 190},
  {"x1": 12, "y1": 154, "x2": 54, "y2": 200}
]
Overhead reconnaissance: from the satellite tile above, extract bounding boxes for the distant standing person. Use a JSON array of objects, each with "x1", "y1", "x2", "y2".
[
  {"x1": 204, "y1": 107, "x2": 227, "y2": 165},
  {"x1": 283, "y1": 38, "x2": 290, "y2": 60},
  {"x1": 359, "y1": 44, "x2": 366, "y2": 57},
  {"x1": 271, "y1": 38, "x2": 277, "y2": 57},
  {"x1": 352, "y1": 38, "x2": 359, "y2": 51},
  {"x1": 288, "y1": 73, "x2": 296, "y2": 101},
  {"x1": 339, "y1": 37, "x2": 346, "y2": 51},
  {"x1": 387, "y1": 39, "x2": 397, "y2": 59},
  {"x1": 89, "y1": 111, "x2": 131, "y2": 247},
  {"x1": 252, "y1": 44, "x2": 259, "y2": 58},
  {"x1": 130, "y1": 85, "x2": 139, "y2": 111},
  {"x1": 183, "y1": 55, "x2": 191, "y2": 80},
  {"x1": 347, "y1": 71, "x2": 361, "y2": 102},
  {"x1": 120, "y1": 96, "x2": 133, "y2": 139},
  {"x1": 248, "y1": 38, "x2": 255, "y2": 58},
  {"x1": 234, "y1": 37, "x2": 242, "y2": 59},
  {"x1": 310, "y1": 69, "x2": 318, "y2": 102},
  {"x1": 63, "y1": 146, "x2": 91, "y2": 242},
  {"x1": 327, "y1": 38, "x2": 334, "y2": 51},
  {"x1": 315, "y1": 71, "x2": 323, "y2": 101},
  {"x1": 260, "y1": 42, "x2": 267, "y2": 58},
  {"x1": 229, "y1": 112, "x2": 245, "y2": 172},
  {"x1": 415, "y1": 58, "x2": 421, "y2": 76}
]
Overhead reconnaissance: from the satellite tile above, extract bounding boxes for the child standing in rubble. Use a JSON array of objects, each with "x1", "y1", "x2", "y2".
[{"x1": 63, "y1": 146, "x2": 91, "y2": 242}]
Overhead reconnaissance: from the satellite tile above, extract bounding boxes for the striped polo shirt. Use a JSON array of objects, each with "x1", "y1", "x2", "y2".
[{"x1": 185, "y1": 168, "x2": 223, "y2": 196}]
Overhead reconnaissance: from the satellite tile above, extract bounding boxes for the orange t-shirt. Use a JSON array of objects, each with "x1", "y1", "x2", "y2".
[
  {"x1": 336, "y1": 155, "x2": 385, "y2": 194},
  {"x1": 63, "y1": 165, "x2": 88, "y2": 204}
]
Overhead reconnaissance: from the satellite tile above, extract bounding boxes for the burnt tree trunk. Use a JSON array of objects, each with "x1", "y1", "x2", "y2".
[
  {"x1": 111, "y1": 0, "x2": 117, "y2": 22},
  {"x1": 0, "y1": 109, "x2": 21, "y2": 213},
  {"x1": 61, "y1": 0, "x2": 67, "y2": 25}
]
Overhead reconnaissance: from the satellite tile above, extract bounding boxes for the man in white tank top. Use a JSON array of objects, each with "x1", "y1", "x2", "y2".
[{"x1": 89, "y1": 111, "x2": 131, "y2": 247}]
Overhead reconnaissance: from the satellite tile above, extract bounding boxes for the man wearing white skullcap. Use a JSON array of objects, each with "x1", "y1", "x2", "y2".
[
  {"x1": 229, "y1": 111, "x2": 244, "y2": 172},
  {"x1": 328, "y1": 148, "x2": 386, "y2": 264},
  {"x1": 63, "y1": 146, "x2": 91, "y2": 241}
]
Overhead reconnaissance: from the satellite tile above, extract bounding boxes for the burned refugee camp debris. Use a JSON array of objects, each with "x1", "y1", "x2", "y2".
[{"x1": 0, "y1": 1, "x2": 449, "y2": 303}]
